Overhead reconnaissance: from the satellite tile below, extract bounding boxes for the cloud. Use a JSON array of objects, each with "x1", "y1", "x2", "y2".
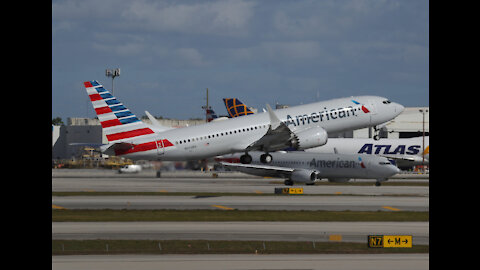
[
  {"x1": 121, "y1": 0, "x2": 256, "y2": 36},
  {"x1": 174, "y1": 48, "x2": 209, "y2": 67}
]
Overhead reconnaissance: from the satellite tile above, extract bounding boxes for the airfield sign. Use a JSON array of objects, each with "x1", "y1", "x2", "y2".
[{"x1": 368, "y1": 235, "x2": 412, "y2": 248}]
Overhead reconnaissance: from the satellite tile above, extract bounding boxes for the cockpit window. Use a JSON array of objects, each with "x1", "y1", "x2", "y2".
[
  {"x1": 382, "y1": 100, "x2": 391, "y2": 104},
  {"x1": 379, "y1": 162, "x2": 392, "y2": 165}
]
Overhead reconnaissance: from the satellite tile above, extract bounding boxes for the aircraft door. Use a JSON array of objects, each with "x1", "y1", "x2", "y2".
[
  {"x1": 156, "y1": 138, "x2": 165, "y2": 156},
  {"x1": 367, "y1": 99, "x2": 378, "y2": 124}
]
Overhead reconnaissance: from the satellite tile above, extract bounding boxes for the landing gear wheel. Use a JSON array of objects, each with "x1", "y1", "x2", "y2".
[
  {"x1": 375, "y1": 181, "x2": 381, "y2": 186},
  {"x1": 240, "y1": 154, "x2": 252, "y2": 164},
  {"x1": 260, "y1": 153, "x2": 273, "y2": 164},
  {"x1": 373, "y1": 134, "x2": 380, "y2": 141},
  {"x1": 284, "y1": 179, "x2": 294, "y2": 186}
]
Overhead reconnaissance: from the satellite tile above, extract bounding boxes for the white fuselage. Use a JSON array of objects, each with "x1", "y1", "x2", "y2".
[
  {"x1": 230, "y1": 151, "x2": 400, "y2": 180},
  {"x1": 305, "y1": 136, "x2": 429, "y2": 166},
  {"x1": 114, "y1": 96, "x2": 404, "y2": 161}
]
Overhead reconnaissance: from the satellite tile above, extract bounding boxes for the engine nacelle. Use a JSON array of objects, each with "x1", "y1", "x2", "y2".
[
  {"x1": 290, "y1": 169, "x2": 319, "y2": 183},
  {"x1": 290, "y1": 126, "x2": 328, "y2": 150},
  {"x1": 327, "y1": 178, "x2": 351, "y2": 183}
]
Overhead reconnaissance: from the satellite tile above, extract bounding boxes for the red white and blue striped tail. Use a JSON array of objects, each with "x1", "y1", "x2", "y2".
[{"x1": 84, "y1": 80, "x2": 154, "y2": 143}]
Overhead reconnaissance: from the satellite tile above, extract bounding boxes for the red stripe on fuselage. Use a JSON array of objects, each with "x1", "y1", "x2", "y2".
[
  {"x1": 84, "y1": 81, "x2": 93, "y2": 88},
  {"x1": 106, "y1": 128, "x2": 154, "y2": 141},
  {"x1": 114, "y1": 139, "x2": 175, "y2": 155}
]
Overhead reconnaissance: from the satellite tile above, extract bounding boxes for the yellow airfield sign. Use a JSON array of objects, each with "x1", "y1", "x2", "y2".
[
  {"x1": 383, "y1": 235, "x2": 412, "y2": 248},
  {"x1": 368, "y1": 235, "x2": 412, "y2": 248}
]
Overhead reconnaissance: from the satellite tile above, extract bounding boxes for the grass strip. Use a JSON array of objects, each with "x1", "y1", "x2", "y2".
[
  {"x1": 52, "y1": 240, "x2": 428, "y2": 255},
  {"x1": 52, "y1": 191, "x2": 426, "y2": 197},
  {"x1": 52, "y1": 209, "x2": 428, "y2": 222}
]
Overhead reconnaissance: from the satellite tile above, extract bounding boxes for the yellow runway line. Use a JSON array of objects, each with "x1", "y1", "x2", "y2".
[
  {"x1": 382, "y1": 206, "x2": 401, "y2": 211},
  {"x1": 52, "y1": 204, "x2": 66, "y2": 210},
  {"x1": 211, "y1": 205, "x2": 235, "y2": 210}
]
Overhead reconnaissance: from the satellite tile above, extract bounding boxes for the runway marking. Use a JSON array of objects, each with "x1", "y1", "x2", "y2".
[
  {"x1": 83, "y1": 189, "x2": 96, "y2": 192},
  {"x1": 52, "y1": 204, "x2": 66, "y2": 210},
  {"x1": 254, "y1": 190, "x2": 263, "y2": 194},
  {"x1": 335, "y1": 192, "x2": 342, "y2": 195},
  {"x1": 382, "y1": 206, "x2": 401, "y2": 211},
  {"x1": 329, "y1": 234, "x2": 343, "y2": 242},
  {"x1": 211, "y1": 205, "x2": 235, "y2": 210},
  {"x1": 158, "y1": 190, "x2": 168, "y2": 193}
]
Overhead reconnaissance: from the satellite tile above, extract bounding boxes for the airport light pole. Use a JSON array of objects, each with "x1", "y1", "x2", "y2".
[
  {"x1": 419, "y1": 108, "x2": 428, "y2": 172},
  {"x1": 201, "y1": 88, "x2": 209, "y2": 123},
  {"x1": 105, "y1": 68, "x2": 120, "y2": 95}
]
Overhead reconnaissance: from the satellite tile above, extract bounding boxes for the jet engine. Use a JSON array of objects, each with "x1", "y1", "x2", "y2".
[
  {"x1": 290, "y1": 169, "x2": 319, "y2": 183},
  {"x1": 290, "y1": 127, "x2": 328, "y2": 150}
]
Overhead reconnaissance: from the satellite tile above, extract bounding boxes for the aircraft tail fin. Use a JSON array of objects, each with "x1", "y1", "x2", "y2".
[
  {"x1": 223, "y1": 98, "x2": 255, "y2": 118},
  {"x1": 84, "y1": 80, "x2": 155, "y2": 143},
  {"x1": 206, "y1": 107, "x2": 218, "y2": 122}
]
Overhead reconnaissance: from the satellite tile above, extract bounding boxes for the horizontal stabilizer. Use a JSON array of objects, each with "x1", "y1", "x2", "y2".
[{"x1": 101, "y1": 142, "x2": 136, "y2": 156}]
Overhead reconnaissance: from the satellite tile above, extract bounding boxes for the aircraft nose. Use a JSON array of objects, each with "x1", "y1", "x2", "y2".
[
  {"x1": 390, "y1": 165, "x2": 401, "y2": 175},
  {"x1": 394, "y1": 103, "x2": 405, "y2": 114}
]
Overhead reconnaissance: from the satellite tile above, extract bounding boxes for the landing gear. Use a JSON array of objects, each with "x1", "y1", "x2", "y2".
[
  {"x1": 375, "y1": 178, "x2": 386, "y2": 186},
  {"x1": 284, "y1": 179, "x2": 294, "y2": 186},
  {"x1": 373, "y1": 126, "x2": 380, "y2": 141},
  {"x1": 260, "y1": 153, "x2": 272, "y2": 164},
  {"x1": 240, "y1": 153, "x2": 252, "y2": 164}
]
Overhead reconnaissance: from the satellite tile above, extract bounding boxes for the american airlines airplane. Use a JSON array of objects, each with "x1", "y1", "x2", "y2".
[
  {"x1": 84, "y1": 80, "x2": 404, "y2": 163},
  {"x1": 221, "y1": 151, "x2": 400, "y2": 186},
  {"x1": 222, "y1": 98, "x2": 427, "y2": 168}
]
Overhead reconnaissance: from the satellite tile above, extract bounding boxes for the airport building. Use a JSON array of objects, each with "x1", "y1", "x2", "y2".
[{"x1": 52, "y1": 107, "x2": 428, "y2": 160}]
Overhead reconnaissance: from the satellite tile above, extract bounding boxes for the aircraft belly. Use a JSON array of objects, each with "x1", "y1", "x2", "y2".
[{"x1": 319, "y1": 168, "x2": 364, "y2": 179}]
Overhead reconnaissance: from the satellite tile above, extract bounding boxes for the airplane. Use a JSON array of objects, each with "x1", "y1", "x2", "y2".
[
  {"x1": 84, "y1": 80, "x2": 404, "y2": 164},
  {"x1": 220, "y1": 151, "x2": 400, "y2": 186},
  {"x1": 222, "y1": 98, "x2": 427, "y2": 169},
  {"x1": 305, "y1": 136, "x2": 429, "y2": 169}
]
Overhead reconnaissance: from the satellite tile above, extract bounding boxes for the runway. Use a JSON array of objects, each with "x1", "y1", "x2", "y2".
[
  {"x1": 52, "y1": 221, "x2": 429, "y2": 245},
  {"x1": 52, "y1": 169, "x2": 429, "y2": 260},
  {"x1": 52, "y1": 170, "x2": 429, "y2": 196},
  {"x1": 52, "y1": 195, "x2": 428, "y2": 211},
  {"x1": 52, "y1": 254, "x2": 429, "y2": 270}
]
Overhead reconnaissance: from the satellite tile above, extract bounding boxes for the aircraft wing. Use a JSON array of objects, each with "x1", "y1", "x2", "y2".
[
  {"x1": 220, "y1": 162, "x2": 294, "y2": 178},
  {"x1": 245, "y1": 104, "x2": 295, "y2": 152},
  {"x1": 379, "y1": 154, "x2": 424, "y2": 162},
  {"x1": 145, "y1": 111, "x2": 174, "y2": 132}
]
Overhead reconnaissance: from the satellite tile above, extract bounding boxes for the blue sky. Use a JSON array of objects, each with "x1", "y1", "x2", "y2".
[{"x1": 52, "y1": 0, "x2": 428, "y2": 121}]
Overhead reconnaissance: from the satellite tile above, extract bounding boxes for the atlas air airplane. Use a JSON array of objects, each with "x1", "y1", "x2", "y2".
[
  {"x1": 305, "y1": 136, "x2": 429, "y2": 168},
  {"x1": 220, "y1": 152, "x2": 399, "y2": 186},
  {"x1": 84, "y1": 80, "x2": 404, "y2": 164}
]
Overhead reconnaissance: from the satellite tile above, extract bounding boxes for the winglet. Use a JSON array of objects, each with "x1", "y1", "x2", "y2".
[
  {"x1": 145, "y1": 111, "x2": 161, "y2": 126},
  {"x1": 266, "y1": 104, "x2": 281, "y2": 130}
]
